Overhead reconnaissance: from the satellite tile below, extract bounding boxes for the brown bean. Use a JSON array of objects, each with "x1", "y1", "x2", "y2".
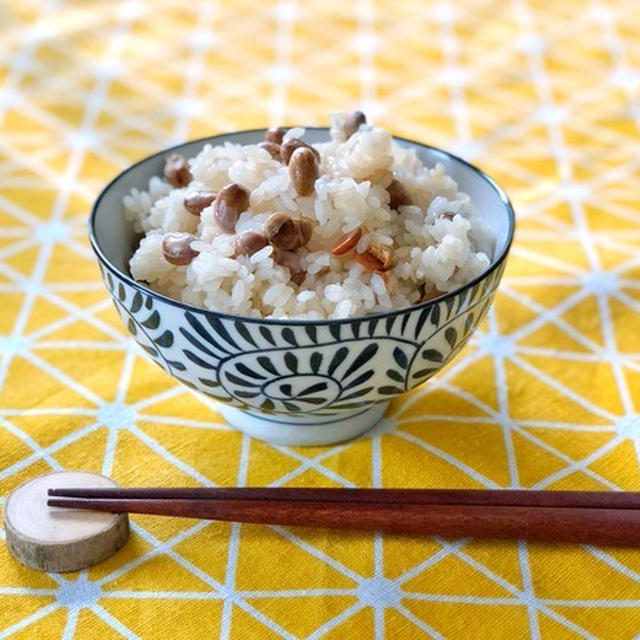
[
  {"x1": 298, "y1": 218, "x2": 313, "y2": 245},
  {"x1": 289, "y1": 147, "x2": 319, "y2": 197},
  {"x1": 263, "y1": 212, "x2": 313, "y2": 250},
  {"x1": 265, "y1": 127, "x2": 285, "y2": 145},
  {"x1": 290, "y1": 271, "x2": 306, "y2": 286},
  {"x1": 258, "y1": 141, "x2": 281, "y2": 161},
  {"x1": 417, "y1": 282, "x2": 443, "y2": 304},
  {"x1": 274, "y1": 249, "x2": 305, "y2": 285},
  {"x1": 264, "y1": 212, "x2": 296, "y2": 248},
  {"x1": 213, "y1": 183, "x2": 250, "y2": 233},
  {"x1": 354, "y1": 244, "x2": 394, "y2": 272},
  {"x1": 354, "y1": 251, "x2": 383, "y2": 272},
  {"x1": 387, "y1": 179, "x2": 412, "y2": 210},
  {"x1": 344, "y1": 110, "x2": 366, "y2": 138},
  {"x1": 164, "y1": 153, "x2": 191, "y2": 187},
  {"x1": 235, "y1": 231, "x2": 269, "y2": 257},
  {"x1": 183, "y1": 190, "x2": 216, "y2": 215},
  {"x1": 331, "y1": 227, "x2": 362, "y2": 256},
  {"x1": 280, "y1": 138, "x2": 321, "y2": 165},
  {"x1": 162, "y1": 232, "x2": 199, "y2": 266}
]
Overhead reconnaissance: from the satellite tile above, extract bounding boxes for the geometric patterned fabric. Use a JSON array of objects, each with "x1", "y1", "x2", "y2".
[{"x1": 1, "y1": 1, "x2": 640, "y2": 637}]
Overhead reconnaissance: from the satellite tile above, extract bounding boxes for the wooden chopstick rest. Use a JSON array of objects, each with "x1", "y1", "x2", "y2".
[{"x1": 4, "y1": 471, "x2": 129, "y2": 573}]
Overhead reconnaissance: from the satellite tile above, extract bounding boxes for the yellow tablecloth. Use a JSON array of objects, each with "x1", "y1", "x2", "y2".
[{"x1": 2, "y1": 0, "x2": 640, "y2": 638}]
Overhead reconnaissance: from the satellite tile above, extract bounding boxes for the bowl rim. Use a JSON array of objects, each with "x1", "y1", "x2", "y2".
[{"x1": 89, "y1": 127, "x2": 515, "y2": 327}]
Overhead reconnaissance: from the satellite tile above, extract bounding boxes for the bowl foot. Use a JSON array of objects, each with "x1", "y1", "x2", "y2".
[{"x1": 217, "y1": 402, "x2": 389, "y2": 446}]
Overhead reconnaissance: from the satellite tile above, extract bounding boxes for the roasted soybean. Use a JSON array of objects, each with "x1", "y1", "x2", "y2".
[
  {"x1": 162, "y1": 233, "x2": 199, "y2": 266},
  {"x1": 164, "y1": 154, "x2": 191, "y2": 188},
  {"x1": 213, "y1": 183, "x2": 250, "y2": 233},
  {"x1": 289, "y1": 147, "x2": 319, "y2": 196}
]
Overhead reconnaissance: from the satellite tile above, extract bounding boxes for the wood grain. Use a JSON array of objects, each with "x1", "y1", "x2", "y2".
[
  {"x1": 47, "y1": 487, "x2": 640, "y2": 509},
  {"x1": 6, "y1": 472, "x2": 129, "y2": 572},
  {"x1": 46, "y1": 487, "x2": 640, "y2": 547}
]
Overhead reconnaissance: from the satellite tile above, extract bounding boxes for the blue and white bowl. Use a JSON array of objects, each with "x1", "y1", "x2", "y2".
[{"x1": 90, "y1": 129, "x2": 515, "y2": 446}]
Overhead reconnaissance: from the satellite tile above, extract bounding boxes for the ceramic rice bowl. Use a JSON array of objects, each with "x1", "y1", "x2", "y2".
[{"x1": 90, "y1": 128, "x2": 514, "y2": 446}]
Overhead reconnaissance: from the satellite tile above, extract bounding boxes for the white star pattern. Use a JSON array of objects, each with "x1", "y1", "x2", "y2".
[{"x1": 1, "y1": 0, "x2": 640, "y2": 638}]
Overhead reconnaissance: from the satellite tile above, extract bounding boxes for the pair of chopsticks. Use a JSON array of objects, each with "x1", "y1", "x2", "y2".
[{"x1": 47, "y1": 487, "x2": 640, "y2": 546}]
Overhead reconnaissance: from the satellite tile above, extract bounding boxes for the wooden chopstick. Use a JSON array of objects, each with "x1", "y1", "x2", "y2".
[
  {"x1": 47, "y1": 487, "x2": 640, "y2": 509},
  {"x1": 46, "y1": 488, "x2": 640, "y2": 546},
  {"x1": 46, "y1": 494, "x2": 640, "y2": 546}
]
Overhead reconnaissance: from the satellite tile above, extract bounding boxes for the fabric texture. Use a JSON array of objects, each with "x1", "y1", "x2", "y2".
[{"x1": 1, "y1": 0, "x2": 640, "y2": 638}]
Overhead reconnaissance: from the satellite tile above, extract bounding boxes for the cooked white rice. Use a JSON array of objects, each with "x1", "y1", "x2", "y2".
[{"x1": 125, "y1": 114, "x2": 493, "y2": 320}]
